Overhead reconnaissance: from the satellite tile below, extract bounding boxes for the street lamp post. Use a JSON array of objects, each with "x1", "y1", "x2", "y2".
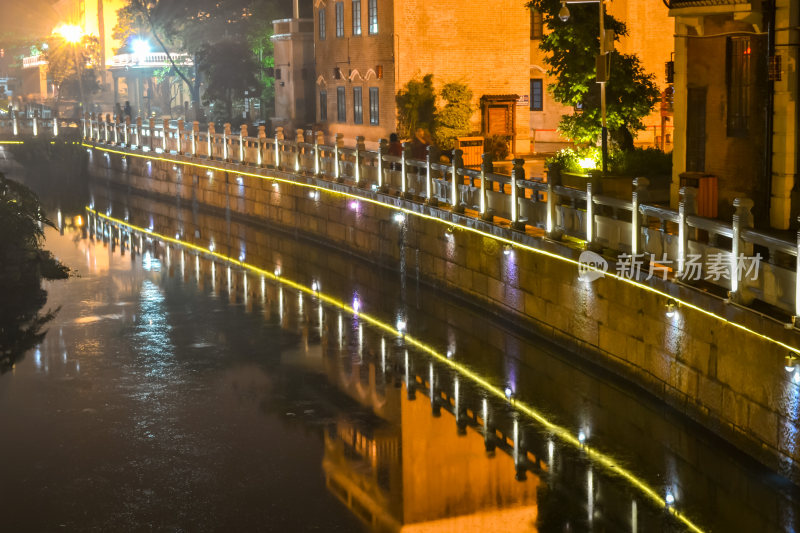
[
  {"x1": 559, "y1": 0, "x2": 610, "y2": 174},
  {"x1": 55, "y1": 25, "x2": 86, "y2": 117}
]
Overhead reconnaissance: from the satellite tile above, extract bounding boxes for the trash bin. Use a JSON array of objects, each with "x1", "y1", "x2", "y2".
[{"x1": 679, "y1": 172, "x2": 718, "y2": 218}]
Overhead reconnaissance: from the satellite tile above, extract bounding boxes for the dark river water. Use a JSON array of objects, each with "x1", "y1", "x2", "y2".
[{"x1": 1, "y1": 171, "x2": 799, "y2": 532}]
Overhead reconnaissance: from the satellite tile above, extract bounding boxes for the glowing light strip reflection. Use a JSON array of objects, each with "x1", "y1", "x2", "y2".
[
  {"x1": 88, "y1": 206, "x2": 706, "y2": 533},
  {"x1": 83, "y1": 142, "x2": 799, "y2": 358}
]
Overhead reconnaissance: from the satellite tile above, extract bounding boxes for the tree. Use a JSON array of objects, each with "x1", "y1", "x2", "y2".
[
  {"x1": 434, "y1": 82, "x2": 473, "y2": 152},
  {"x1": 396, "y1": 74, "x2": 436, "y2": 140},
  {"x1": 526, "y1": 0, "x2": 659, "y2": 150},
  {"x1": 44, "y1": 35, "x2": 102, "y2": 114},
  {"x1": 198, "y1": 39, "x2": 260, "y2": 122}
]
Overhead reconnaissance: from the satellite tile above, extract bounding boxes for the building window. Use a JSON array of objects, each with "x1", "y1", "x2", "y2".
[
  {"x1": 530, "y1": 79, "x2": 543, "y2": 111},
  {"x1": 337, "y1": 86, "x2": 346, "y2": 122},
  {"x1": 320, "y1": 90, "x2": 328, "y2": 122},
  {"x1": 369, "y1": 87, "x2": 379, "y2": 125},
  {"x1": 530, "y1": 9, "x2": 543, "y2": 40},
  {"x1": 319, "y1": 8, "x2": 326, "y2": 40},
  {"x1": 368, "y1": 0, "x2": 378, "y2": 34},
  {"x1": 275, "y1": 68, "x2": 282, "y2": 80},
  {"x1": 352, "y1": 0, "x2": 362, "y2": 36},
  {"x1": 336, "y1": 2, "x2": 345, "y2": 38},
  {"x1": 353, "y1": 87, "x2": 363, "y2": 124},
  {"x1": 727, "y1": 36, "x2": 752, "y2": 137}
]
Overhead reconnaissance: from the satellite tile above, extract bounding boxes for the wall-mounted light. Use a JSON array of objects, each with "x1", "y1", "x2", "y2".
[
  {"x1": 393, "y1": 212, "x2": 405, "y2": 224},
  {"x1": 504, "y1": 244, "x2": 513, "y2": 256},
  {"x1": 665, "y1": 298, "x2": 678, "y2": 318},
  {"x1": 785, "y1": 354, "x2": 798, "y2": 373},
  {"x1": 504, "y1": 386, "x2": 514, "y2": 400},
  {"x1": 559, "y1": 2, "x2": 570, "y2": 22},
  {"x1": 274, "y1": 267, "x2": 281, "y2": 277},
  {"x1": 311, "y1": 280, "x2": 319, "y2": 292},
  {"x1": 578, "y1": 430, "x2": 587, "y2": 444},
  {"x1": 665, "y1": 492, "x2": 675, "y2": 507}
]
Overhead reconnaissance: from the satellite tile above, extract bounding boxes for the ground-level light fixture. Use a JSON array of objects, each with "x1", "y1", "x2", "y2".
[
  {"x1": 785, "y1": 354, "x2": 798, "y2": 373},
  {"x1": 504, "y1": 244, "x2": 513, "y2": 256},
  {"x1": 393, "y1": 212, "x2": 405, "y2": 224},
  {"x1": 665, "y1": 298, "x2": 678, "y2": 318}
]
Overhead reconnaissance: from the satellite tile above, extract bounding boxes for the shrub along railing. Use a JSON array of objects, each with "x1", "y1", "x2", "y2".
[{"x1": 3, "y1": 113, "x2": 799, "y2": 324}]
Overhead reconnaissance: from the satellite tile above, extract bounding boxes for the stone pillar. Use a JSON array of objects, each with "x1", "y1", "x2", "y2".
[
  {"x1": 334, "y1": 133, "x2": 344, "y2": 182},
  {"x1": 162, "y1": 118, "x2": 170, "y2": 152},
  {"x1": 12, "y1": 107, "x2": 18, "y2": 136},
  {"x1": 177, "y1": 119, "x2": 184, "y2": 155},
  {"x1": 223, "y1": 123, "x2": 231, "y2": 161},
  {"x1": 451, "y1": 149, "x2": 464, "y2": 213},
  {"x1": 510, "y1": 158, "x2": 525, "y2": 230},
  {"x1": 677, "y1": 186, "x2": 698, "y2": 277},
  {"x1": 148, "y1": 118, "x2": 156, "y2": 152},
  {"x1": 426, "y1": 145, "x2": 438, "y2": 206},
  {"x1": 192, "y1": 121, "x2": 199, "y2": 156},
  {"x1": 313, "y1": 131, "x2": 322, "y2": 176},
  {"x1": 355, "y1": 135, "x2": 365, "y2": 186},
  {"x1": 730, "y1": 197, "x2": 754, "y2": 300},
  {"x1": 275, "y1": 126, "x2": 284, "y2": 169},
  {"x1": 207, "y1": 122, "x2": 216, "y2": 160},
  {"x1": 54, "y1": 114, "x2": 60, "y2": 137},
  {"x1": 124, "y1": 115, "x2": 130, "y2": 145},
  {"x1": 401, "y1": 142, "x2": 411, "y2": 197},
  {"x1": 631, "y1": 178, "x2": 649, "y2": 256},
  {"x1": 240, "y1": 124, "x2": 248, "y2": 163},
  {"x1": 480, "y1": 153, "x2": 493, "y2": 220},
  {"x1": 585, "y1": 182, "x2": 594, "y2": 246},
  {"x1": 103, "y1": 114, "x2": 109, "y2": 143},
  {"x1": 377, "y1": 139, "x2": 388, "y2": 192},
  {"x1": 296, "y1": 128, "x2": 304, "y2": 172},
  {"x1": 258, "y1": 125, "x2": 266, "y2": 167},
  {"x1": 32, "y1": 113, "x2": 38, "y2": 137},
  {"x1": 136, "y1": 117, "x2": 143, "y2": 148}
]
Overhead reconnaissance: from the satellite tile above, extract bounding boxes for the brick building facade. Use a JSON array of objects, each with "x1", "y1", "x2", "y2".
[{"x1": 313, "y1": 0, "x2": 531, "y2": 152}]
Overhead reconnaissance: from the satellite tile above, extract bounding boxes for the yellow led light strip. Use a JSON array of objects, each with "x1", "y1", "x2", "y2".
[
  {"x1": 84, "y1": 142, "x2": 800, "y2": 358},
  {"x1": 88, "y1": 206, "x2": 706, "y2": 533}
]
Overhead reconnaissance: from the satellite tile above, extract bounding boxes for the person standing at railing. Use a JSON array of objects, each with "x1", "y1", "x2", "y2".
[
  {"x1": 115, "y1": 102, "x2": 123, "y2": 122},
  {"x1": 388, "y1": 133, "x2": 402, "y2": 170},
  {"x1": 123, "y1": 101, "x2": 132, "y2": 121}
]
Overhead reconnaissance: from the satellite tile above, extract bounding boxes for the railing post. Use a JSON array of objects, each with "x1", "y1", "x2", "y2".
[
  {"x1": 334, "y1": 133, "x2": 344, "y2": 182},
  {"x1": 401, "y1": 142, "x2": 411, "y2": 198},
  {"x1": 12, "y1": 107, "x2": 18, "y2": 137},
  {"x1": 313, "y1": 131, "x2": 322, "y2": 176},
  {"x1": 274, "y1": 126, "x2": 283, "y2": 169},
  {"x1": 89, "y1": 113, "x2": 95, "y2": 140},
  {"x1": 192, "y1": 121, "x2": 199, "y2": 156},
  {"x1": 207, "y1": 122, "x2": 215, "y2": 160},
  {"x1": 295, "y1": 128, "x2": 304, "y2": 172},
  {"x1": 585, "y1": 182, "x2": 594, "y2": 246},
  {"x1": 124, "y1": 115, "x2": 130, "y2": 145},
  {"x1": 730, "y1": 197, "x2": 754, "y2": 301},
  {"x1": 355, "y1": 135, "x2": 365, "y2": 186},
  {"x1": 377, "y1": 138, "x2": 388, "y2": 192},
  {"x1": 162, "y1": 118, "x2": 169, "y2": 152},
  {"x1": 103, "y1": 114, "x2": 109, "y2": 143},
  {"x1": 177, "y1": 119, "x2": 184, "y2": 155},
  {"x1": 451, "y1": 149, "x2": 464, "y2": 213},
  {"x1": 480, "y1": 152, "x2": 494, "y2": 220},
  {"x1": 147, "y1": 118, "x2": 155, "y2": 151},
  {"x1": 677, "y1": 186, "x2": 698, "y2": 278},
  {"x1": 631, "y1": 177, "x2": 649, "y2": 256},
  {"x1": 113, "y1": 114, "x2": 119, "y2": 144},
  {"x1": 221, "y1": 123, "x2": 230, "y2": 161},
  {"x1": 426, "y1": 145, "x2": 438, "y2": 206},
  {"x1": 240, "y1": 124, "x2": 248, "y2": 163},
  {"x1": 511, "y1": 158, "x2": 525, "y2": 230},
  {"x1": 32, "y1": 113, "x2": 38, "y2": 137},
  {"x1": 258, "y1": 125, "x2": 266, "y2": 167},
  {"x1": 135, "y1": 117, "x2": 142, "y2": 148}
]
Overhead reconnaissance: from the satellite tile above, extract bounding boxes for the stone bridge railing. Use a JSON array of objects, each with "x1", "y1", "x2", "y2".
[{"x1": 3, "y1": 113, "x2": 799, "y2": 325}]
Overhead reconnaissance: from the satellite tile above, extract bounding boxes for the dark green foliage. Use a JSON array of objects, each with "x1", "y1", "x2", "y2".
[
  {"x1": 434, "y1": 82, "x2": 473, "y2": 152},
  {"x1": 484, "y1": 135, "x2": 510, "y2": 162},
  {"x1": 198, "y1": 39, "x2": 260, "y2": 122},
  {"x1": 0, "y1": 174, "x2": 68, "y2": 372},
  {"x1": 609, "y1": 147, "x2": 672, "y2": 177},
  {"x1": 396, "y1": 74, "x2": 436, "y2": 140},
  {"x1": 527, "y1": 0, "x2": 660, "y2": 147}
]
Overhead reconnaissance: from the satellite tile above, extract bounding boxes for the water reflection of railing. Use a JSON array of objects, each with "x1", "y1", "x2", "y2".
[{"x1": 85, "y1": 206, "x2": 708, "y2": 533}]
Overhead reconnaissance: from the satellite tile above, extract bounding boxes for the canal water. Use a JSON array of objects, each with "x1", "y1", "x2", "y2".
[{"x1": 1, "y1": 171, "x2": 799, "y2": 532}]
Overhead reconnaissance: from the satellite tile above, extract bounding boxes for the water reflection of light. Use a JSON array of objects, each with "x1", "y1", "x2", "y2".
[
  {"x1": 588, "y1": 467, "x2": 594, "y2": 524},
  {"x1": 380, "y1": 338, "x2": 386, "y2": 374},
  {"x1": 211, "y1": 262, "x2": 216, "y2": 292},
  {"x1": 142, "y1": 251, "x2": 161, "y2": 272},
  {"x1": 632, "y1": 500, "x2": 638, "y2": 533},
  {"x1": 34, "y1": 347, "x2": 42, "y2": 370},
  {"x1": 547, "y1": 439, "x2": 555, "y2": 473},
  {"x1": 136, "y1": 280, "x2": 175, "y2": 377}
]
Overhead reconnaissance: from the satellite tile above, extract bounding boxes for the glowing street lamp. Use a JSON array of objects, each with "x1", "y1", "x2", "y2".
[{"x1": 53, "y1": 24, "x2": 87, "y2": 114}]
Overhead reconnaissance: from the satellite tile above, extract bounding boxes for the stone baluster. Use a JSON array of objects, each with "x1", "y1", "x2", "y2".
[
  {"x1": 313, "y1": 131, "x2": 322, "y2": 175},
  {"x1": 377, "y1": 139, "x2": 388, "y2": 192},
  {"x1": 401, "y1": 142, "x2": 411, "y2": 197},
  {"x1": 207, "y1": 122, "x2": 215, "y2": 160},
  {"x1": 53, "y1": 114, "x2": 59, "y2": 137},
  {"x1": 677, "y1": 186, "x2": 698, "y2": 278},
  {"x1": 451, "y1": 149, "x2": 464, "y2": 213},
  {"x1": 730, "y1": 197, "x2": 754, "y2": 301},
  {"x1": 334, "y1": 133, "x2": 344, "y2": 182},
  {"x1": 32, "y1": 112, "x2": 38, "y2": 137},
  {"x1": 295, "y1": 128, "x2": 304, "y2": 172},
  {"x1": 177, "y1": 119, "x2": 184, "y2": 155},
  {"x1": 511, "y1": 158, "x2": 525, "y2": 230},
  {"x1": 631, "y1": 178, "x2": 649, "y2": 256},
  {"x1": 480, "y1": 153, "x2": 494, "y2": 221},
  {"x1": 258, "y1": 125, "x2": 266, "y2": 167},
  {"x1": 11, "y1": 107, "x2": 18, "y2": 136},
  {"x1": 146, "y1": 118, "x2": 154, "y2": 151},
  {"x1": 585, "y1": 182, "x2": 594, "y2": 246},
  {"x1": 192, "y1": 121, "x2": 199, "y2": 156},
  {"x1": 103, "y1": 114, "x2": 110, "y2": 143},
  {"x1": 124, "y1": 115, "x2": 130, "y2": 145},
  {"x1": 426, "y1": 145, "x2": 437, "y2": 206},
  {"x1": 222, "y1": 123, "x2": 231, "y2": 161},
  {"x1": 113, "y1": 114, "x2": 119, "y2": 144},
  {"x1": 240, "y1": 124, "x2": 248, "y2": 163},
  {"x1": 162, "y1": 118, "x2": 169, "y2": 152},
  {"x1": 274, "y1": 126, "x2": 284, "y2": 169},
  {"x1": 355, "y1": 135, "x2": 366, "y2": 186},
  {"x1": 136, "y1": 117, "x2": 143, "y2": 148}
]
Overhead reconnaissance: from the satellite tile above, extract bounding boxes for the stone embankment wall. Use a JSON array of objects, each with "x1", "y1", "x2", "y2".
[{"x1": 86, "y1": 146, "x2": 800, "y2": 481}]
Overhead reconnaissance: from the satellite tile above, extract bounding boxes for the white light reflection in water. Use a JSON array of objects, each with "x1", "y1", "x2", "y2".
[
  {"x1": 358, "y1": 324, "x2": 363, "y2": 359},
  {"x1": 318, "y1": 303, "x2": 323, "y2": 337},
  {"x1": 631, "y1": 500, "x2": 638, "y2": 533},
  {"x1": 381, "y1": 337, "x2": 386, "y2": 374},
  {"x1": 405, "y1": 350, "x2": 410, "y2": 390},
  {"x1": 261, "y1": 276, "x2": 265, "y2": 303},
  {"x1": 142, "y1": 251, "x2": 161, "y2": 272},
  {"x1": 211, "y1": 262, "x2": 216, "y2": 292},
  {"x1": 588, "y1": 467, "x2": 594, "y2": 524},
  {"x1": 195, "y1": 255, "x2": 199, "y2": 281},
  {"x1": 298, "y1": 291, "x2": 303, "y2": 316},
  {"x1": 337, "y1": 313, "x2": 343, "y2": 348},
  {"x1": 136, "y1": 280, "x2": 176, "y2": 378},
  {"x1": 226, "y1": 266, "x2": 231, "y2": 295},
  {"x1": 243, "y1": 274, "x2": 248, "y2": 306},
  {"x1": 454, "y1": 377, "x2": 460, "y2": 422},
  {"x1": 548, "y1": 439, "x2": 555, "y2": 474},
  {"x1": 429, "y1": 363, "x2": 434, "y2": 403},
  {"x1": 279, "y1": 287, "x2": 284, "y2": 323}
]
